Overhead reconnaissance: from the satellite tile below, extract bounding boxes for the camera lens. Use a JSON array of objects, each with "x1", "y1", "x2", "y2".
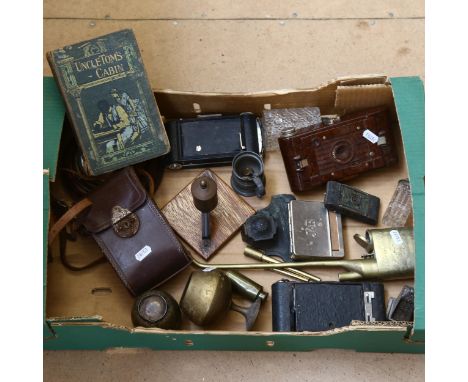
[{"x1": 332, "y1": 141, "x2": 353, "y2": 163}]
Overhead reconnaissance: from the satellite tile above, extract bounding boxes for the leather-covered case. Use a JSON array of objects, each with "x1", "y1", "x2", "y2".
[
  {"x1": 272, "y1": 280, "x2": 386, "y2": 332},
  {"x1": 278, "y1": 107, "x2": 398, "y2": 192},
  {"x1": 81, "y1": 167, "x2": 192, "y2": 295},
  {"x1": 324, "y1": 181, "x2": 380, "y2": 225},
  {"x1": 163, "y1": 113, "x2": 263, "y2": 169}
]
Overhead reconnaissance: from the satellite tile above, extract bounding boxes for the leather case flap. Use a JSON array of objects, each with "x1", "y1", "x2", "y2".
[{"x1": 82, "y1": 167, "x2": 146, "y2": 233}]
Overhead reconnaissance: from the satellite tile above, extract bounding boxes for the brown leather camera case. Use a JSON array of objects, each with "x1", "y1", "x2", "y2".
[
  {"x1": 80, "y1": 167, "x2": 192, "y2": 295},
  {"x1": 278, "y1": 107, "x2": 398, "y2": 192}
]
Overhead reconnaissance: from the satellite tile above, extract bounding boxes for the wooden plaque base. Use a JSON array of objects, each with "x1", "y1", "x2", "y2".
[{"x1": 162, "y1": 169, "x2": 255, "y2": 260}]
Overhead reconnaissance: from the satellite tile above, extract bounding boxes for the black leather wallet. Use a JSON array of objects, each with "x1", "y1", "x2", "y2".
[
  {"x1": 272, "y1": 280, "x2": 386, "y2": 332},
  {"x1": 163, "y1": 113, "x2": 263, "y2": 169}
]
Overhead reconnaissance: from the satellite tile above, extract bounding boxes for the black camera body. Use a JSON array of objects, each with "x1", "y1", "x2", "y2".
[
  {"x1": 272, "y1": 280, "x2": 386, "y2": 332},
  {"x1": 164, "y1": 113, "x2": 264, "y2": 169}
]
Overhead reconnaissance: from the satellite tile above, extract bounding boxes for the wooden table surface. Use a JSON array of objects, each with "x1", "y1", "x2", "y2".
[{"x1": 44, "y1": 1, "x2": 424, "y2": 380}]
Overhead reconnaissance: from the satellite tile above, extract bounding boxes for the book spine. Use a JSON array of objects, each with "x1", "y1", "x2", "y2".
[{"x1": 46, "y1": 52, "x2": 96, "y2": 175}]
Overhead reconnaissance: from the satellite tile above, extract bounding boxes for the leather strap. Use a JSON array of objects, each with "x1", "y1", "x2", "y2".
[
  {"x1": 52, "y1": 169, "x2": 154, "y2": 237},
  {"x1": 48, "y1": 197, "x2": 109, "y2": 271},
  {"x1": 59, "y1": 231, "x2": 107, "y2": 271},
  {"x1": 48, "y1": 168, "x2": 156, "y2": 272},
  {"x1": 48, "y1": 197, "x2": 92, "y2": 246},
  {"x1": 135, "y1": 168, "x2": 155, "y2": 197}
]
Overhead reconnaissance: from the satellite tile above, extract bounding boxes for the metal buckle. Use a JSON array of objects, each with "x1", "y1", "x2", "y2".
[
  {"x1": 364, "y1": 291, "x2": 376, "y2": 322},
  {"x1": 111, "y1": 205, "x2": 139, "y2": 238}
]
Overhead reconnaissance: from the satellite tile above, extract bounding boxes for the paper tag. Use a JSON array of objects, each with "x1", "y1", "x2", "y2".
[
  {"x1": 362, "y1": 129, "x2": 379, "y2": 144},
  {"x1": 389, "y1": 230, "x2": 403, "y2": 245},
  {"x1": 135, "y1": 245, "x2": 152, "y2": 261}
]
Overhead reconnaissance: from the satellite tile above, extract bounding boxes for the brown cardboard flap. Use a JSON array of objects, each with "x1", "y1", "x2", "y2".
[
  {"x1": 337, "y1": 75, "x2": 388, "y2": 87},
  {"x1": 82, "y1": 167, "x2": 146, "y2": 233},
  {"x1": 152, "y1": 75, "x2": 392, "y2": 118},
  {"x1": 335, "y1": 84, "x2": 394, "y2": 114}
]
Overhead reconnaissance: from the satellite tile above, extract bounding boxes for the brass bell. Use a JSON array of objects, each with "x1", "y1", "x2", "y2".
[{"x1": 180, "y1": 270, "x2": 265, "y2": 330}]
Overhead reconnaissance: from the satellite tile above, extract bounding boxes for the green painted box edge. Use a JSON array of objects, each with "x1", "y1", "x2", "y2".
[
  {"x1": 44, "y1": 324, "x2": 423, "y2": 353},
  {"x1": 43, "y1": 76, "x2": 425, "y2": 352},
  {"x1": 389, "y1": 77, "x2": 425, "y2": 343},
  {"x1": 43, "y1": 77, "x2": 65, "y2": 181}
]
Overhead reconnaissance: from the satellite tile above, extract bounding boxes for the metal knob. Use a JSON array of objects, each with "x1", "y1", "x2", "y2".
[{"x1": 191, "y1": 175, "x2": 218, "y2": 246}]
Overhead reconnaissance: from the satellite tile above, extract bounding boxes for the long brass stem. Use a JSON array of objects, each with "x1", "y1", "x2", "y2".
[
  {"x1": 243, "y1": 247, "x2": 321, "y2": 282},
  {"x1": 190, "y1": 255, "x2": 364, "y2": 271}
]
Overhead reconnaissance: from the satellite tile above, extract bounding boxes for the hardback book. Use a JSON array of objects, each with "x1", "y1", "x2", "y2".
[{"x1": 47, "y1": 29, "x2": 170, "y2": 176}]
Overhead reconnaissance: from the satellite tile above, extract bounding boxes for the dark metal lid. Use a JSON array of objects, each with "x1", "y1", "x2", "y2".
[
  {"x1": 191, "y1": 176, "x2": 218, "y2": 212},
  {"x1": 243, "y1": 212, "x2": 277, "y2": 241}
]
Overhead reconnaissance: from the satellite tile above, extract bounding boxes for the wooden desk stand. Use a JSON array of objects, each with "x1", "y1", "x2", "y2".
[{"x1": 162, "y1": 169, "x2": 255, "y2": 259}]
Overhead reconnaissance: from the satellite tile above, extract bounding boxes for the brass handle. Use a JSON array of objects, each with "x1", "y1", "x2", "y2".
[{"x1": 230, "y1": 298, "x2": 262, "y2": 331}]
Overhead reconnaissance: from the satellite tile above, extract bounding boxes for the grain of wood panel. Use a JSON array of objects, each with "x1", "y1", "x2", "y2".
[
  {"x1": 44, "y1": 0, "x2": 424, "y2": 19},
  {"x1": 162, "y1": 169, "x2": 255, "y2": 259},
  {"x1": 44, "y1": 350, "x2": 424, "y2": 382},
  {"x1": 44, "y1": 19, "x2": 424, "y2": 93}
]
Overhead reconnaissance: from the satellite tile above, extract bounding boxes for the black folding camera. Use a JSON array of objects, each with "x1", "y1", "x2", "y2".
[
  {"x1": 163, "y1": 113, "x2": 264, "y2": 169},
  {"x1": 272, "y1": 280, "x2": 386, "y2": 332}
]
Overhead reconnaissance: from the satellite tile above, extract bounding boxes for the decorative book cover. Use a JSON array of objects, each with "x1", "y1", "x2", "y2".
[{"x1": 47, "y1": 29, "x2": 170, "y2": 175}]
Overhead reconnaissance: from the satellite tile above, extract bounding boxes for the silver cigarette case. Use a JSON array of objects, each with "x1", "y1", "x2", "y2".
[{"x1": 288, "y1": 200, "x2": 344, "y2": 260}]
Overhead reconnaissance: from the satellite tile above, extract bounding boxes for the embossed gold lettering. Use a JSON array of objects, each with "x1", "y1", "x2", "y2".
[
  {"x1": 96, "y1": 63, "x2": 125, "y2": 78},
  {"x1": 74, "y1": 52, "x2": 124, "y2": 73}
]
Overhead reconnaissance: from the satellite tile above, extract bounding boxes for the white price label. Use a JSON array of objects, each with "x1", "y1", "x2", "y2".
[
  {"x1": 389, "y1": 230, "x2": 403, "y2": 246},
  {"x1": 362, "y1": 129, "x2": 379, "y2": 144},
  {"x1": 135, "y1": 245, "x2": 152, "y2": 261}
]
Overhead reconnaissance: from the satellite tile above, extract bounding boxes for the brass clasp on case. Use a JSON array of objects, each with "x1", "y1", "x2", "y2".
[{"x1": 111, "y1": 205, "x2": 139, "y2": 238}]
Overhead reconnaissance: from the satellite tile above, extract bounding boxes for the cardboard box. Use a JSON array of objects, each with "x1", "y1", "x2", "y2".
[{"x1": 43, "y1": 74, "x2": 424, "y2": 353}]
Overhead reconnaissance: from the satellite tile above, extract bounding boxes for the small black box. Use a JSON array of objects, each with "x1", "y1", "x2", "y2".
[
  {"x1": 324, "y1": 181, "x2": 380, "y2": 225},
  {"x1": 272, "y1": 280, "x2": 386, "y2": 332}
]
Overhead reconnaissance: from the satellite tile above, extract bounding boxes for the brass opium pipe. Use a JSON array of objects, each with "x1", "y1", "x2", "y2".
[
  {"x1": 190, "y1": 228, "x2": 415, "y2": 282},
  {"x1": 189, "y1": 256, "x2": 404, "y2": 281}
]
